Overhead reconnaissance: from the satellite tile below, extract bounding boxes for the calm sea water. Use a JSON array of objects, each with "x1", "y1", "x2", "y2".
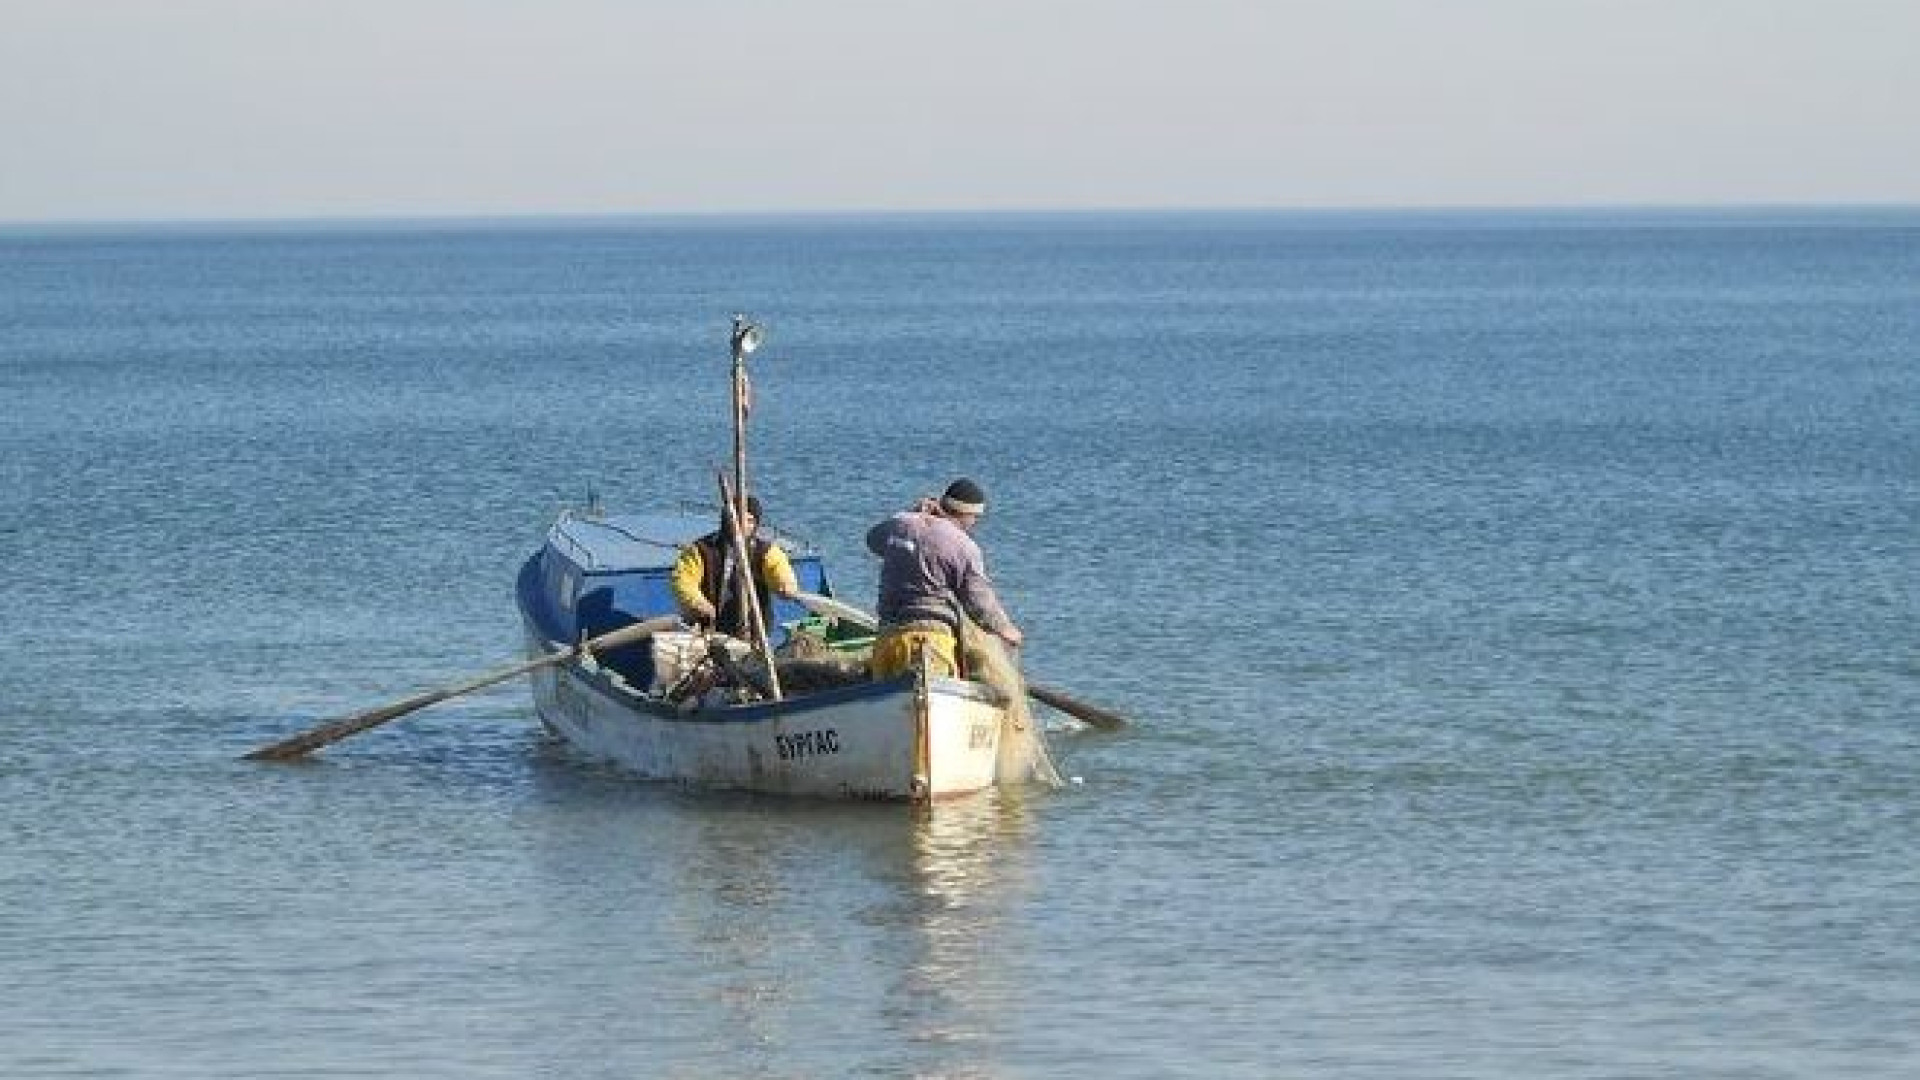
[{"x1": 2, "y1": 210, "x2": 1916, "y2": 1078}]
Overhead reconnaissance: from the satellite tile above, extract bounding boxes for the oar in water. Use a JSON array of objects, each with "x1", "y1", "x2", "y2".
[
  {"x1": 791, "y1": 592, "x2": 1128, "y2": 731},
  {"x1": 243, "y1": 615, "x2": 679, "y2": 761},
  {"x1": 1025, "y1": 683, "x2": 1129, "y2": 731}
]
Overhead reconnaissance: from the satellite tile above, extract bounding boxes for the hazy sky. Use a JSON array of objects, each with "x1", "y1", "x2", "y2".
[{"x1": 3, "y1": 0, "x2": 1916, "y2": 222}]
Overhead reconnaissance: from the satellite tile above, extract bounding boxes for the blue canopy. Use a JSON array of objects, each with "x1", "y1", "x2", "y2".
[{"x1": 521, "y1": 509, "x2": 837, "y2": 665}]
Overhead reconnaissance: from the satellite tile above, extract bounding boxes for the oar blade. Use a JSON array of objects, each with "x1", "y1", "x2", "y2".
[
  {"x1": 244, "y1": 652, "x2": 557, "y2": 761},
  {"x1": 241, "y1": 615, "x2": 678, "y2": 762},
  {"x1": 1027, "y1": 682, "x2": 1127, "y2": 731}
]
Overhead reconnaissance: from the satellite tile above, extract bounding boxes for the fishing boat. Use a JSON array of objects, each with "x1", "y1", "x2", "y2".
[{"x1": 513, "y1": 506, "x2": 1027, "y2": 801}]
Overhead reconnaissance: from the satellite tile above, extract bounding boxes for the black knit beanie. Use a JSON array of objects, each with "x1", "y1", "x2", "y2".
[{"x1": 940, "y1": 478, "x2": 987, "y2": 515}]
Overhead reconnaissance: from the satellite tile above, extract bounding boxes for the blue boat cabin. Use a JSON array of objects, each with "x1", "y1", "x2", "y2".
[{"x1": 517, "y1": 511, "x2": 836, "y2": 690}]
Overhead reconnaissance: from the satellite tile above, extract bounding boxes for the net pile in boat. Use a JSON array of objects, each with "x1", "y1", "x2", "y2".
[
  {"x1": 773, "y1": 623, "x2": 870, "y2": 695},
  {"x1": 961, "y1": 618, "x2": 1064, "y2": 789}
]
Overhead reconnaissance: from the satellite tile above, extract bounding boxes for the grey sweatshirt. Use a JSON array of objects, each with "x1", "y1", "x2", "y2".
[{"x1": 865, "y1": 511, "x2": 1013, "y2": 634}]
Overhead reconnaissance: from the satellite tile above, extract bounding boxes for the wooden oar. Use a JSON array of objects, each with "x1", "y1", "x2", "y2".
[
  {"x1": 243, "y1": 615, "x2": 679, "y2": 761},
  {"x1": 791, "y1": 592, "x2": 1128, "y2": 731},
  {"x1": 793, "y1": 591, "x2": 884, "y2": 631},
  {"x1": 1026, "y1": 683, "x2": 1128, "y2": 732}
]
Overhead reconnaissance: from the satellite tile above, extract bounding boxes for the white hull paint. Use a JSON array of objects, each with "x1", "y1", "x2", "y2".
[{"x1": 524, "y1": 631, "x2": 1006, "y2": 801}]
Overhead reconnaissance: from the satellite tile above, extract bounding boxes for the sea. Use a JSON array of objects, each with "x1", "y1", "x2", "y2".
[{"x1": 2, "y1": 209, "x2": 1916, "y2": 1078}]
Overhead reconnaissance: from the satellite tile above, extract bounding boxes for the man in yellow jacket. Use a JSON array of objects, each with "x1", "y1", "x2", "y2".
[{"x1": 671, "y1": 495, "x2": 799, "y2": 639}]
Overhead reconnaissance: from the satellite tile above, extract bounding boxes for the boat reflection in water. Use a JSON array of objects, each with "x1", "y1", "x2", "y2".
[
  {"x1": 878, "y1": 789, "x2": 1046, "y2": 1075},
  {"x1": 517, "y1": 747, "x2": 1053, "y2": 1077}
]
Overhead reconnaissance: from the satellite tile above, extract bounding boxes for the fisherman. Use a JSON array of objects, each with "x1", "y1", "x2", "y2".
[
  {"x1": 864, "y1": 477, "x2": 1024, "y2": 680},
  {"x1": 672, "y1": 495, "x2": 800, "y2": 639}
]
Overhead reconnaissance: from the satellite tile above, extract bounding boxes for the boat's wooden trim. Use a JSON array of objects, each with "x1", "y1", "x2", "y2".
[{"x1": 911, "y1": 643, "x2": 932, "y2": 802}]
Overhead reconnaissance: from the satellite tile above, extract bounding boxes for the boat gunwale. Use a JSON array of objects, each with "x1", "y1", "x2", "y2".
[{"x1": 533, "y1": 629, "x2": 1007, "y2": 726}]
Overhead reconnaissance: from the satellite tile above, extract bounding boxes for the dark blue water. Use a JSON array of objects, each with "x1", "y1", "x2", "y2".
[{"x1": 3, "y1": 211, "x2": 1917, "y2": 1077}]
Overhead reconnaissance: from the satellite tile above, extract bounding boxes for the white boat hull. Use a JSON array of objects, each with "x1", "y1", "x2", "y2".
[{"x1": 524, "y1": 631, "x2": 1007, "y2": 801}]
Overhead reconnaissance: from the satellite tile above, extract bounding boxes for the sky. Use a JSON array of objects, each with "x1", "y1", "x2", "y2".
[{"x1": 3, "y1": 0, "x2": 1917, "y2": 222}]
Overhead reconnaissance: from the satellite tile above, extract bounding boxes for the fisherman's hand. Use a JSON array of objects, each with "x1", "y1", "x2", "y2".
[
  {"x1": 998, "y1": 624, "x2": 1025, "y2": 648},
  {"x1": 912, "y1": 496, "x2": 940, "y2": 514}
]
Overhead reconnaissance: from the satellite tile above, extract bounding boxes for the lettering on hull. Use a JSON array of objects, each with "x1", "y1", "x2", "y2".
[{"x1": 775, "y1": 729, "x2": 841, "y2": 761}]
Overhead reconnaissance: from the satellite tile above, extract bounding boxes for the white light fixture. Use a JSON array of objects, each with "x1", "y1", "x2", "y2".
[{"x1": 731, "y1": 316, "x2": 764, "y2": 359}]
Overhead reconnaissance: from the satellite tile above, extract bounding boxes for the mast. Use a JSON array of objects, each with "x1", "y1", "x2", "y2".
[{"x1": 725, "y1": 316, "x2": 781, "y2": 699}]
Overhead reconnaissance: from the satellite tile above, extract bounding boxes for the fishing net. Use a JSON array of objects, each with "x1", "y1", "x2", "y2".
[{"x1": 959, "y1": 617, "x2": 1064, "y2": 789}]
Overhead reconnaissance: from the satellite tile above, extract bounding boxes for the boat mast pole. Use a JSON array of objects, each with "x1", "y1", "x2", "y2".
[
  {"x1": 726, "y1": 317, "x2": 782, "y2": 699},
  {"x1": 730, "y1": 315, "x2": 752, "y2": 535}
]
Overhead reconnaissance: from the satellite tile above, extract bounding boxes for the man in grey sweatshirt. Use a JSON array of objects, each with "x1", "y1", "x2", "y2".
[{"x1": 865, "y1": 477, "x2": 1024, "y2": 679}]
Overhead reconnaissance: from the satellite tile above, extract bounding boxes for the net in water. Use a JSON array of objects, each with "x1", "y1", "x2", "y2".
[{"x1": 960, "y1": 618, "x2": 1064, "y2": 788}]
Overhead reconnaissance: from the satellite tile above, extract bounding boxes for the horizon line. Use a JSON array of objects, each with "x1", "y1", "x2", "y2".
[{"x1": 5, "y1": 200, "x2": 1919, "y2": 233}]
